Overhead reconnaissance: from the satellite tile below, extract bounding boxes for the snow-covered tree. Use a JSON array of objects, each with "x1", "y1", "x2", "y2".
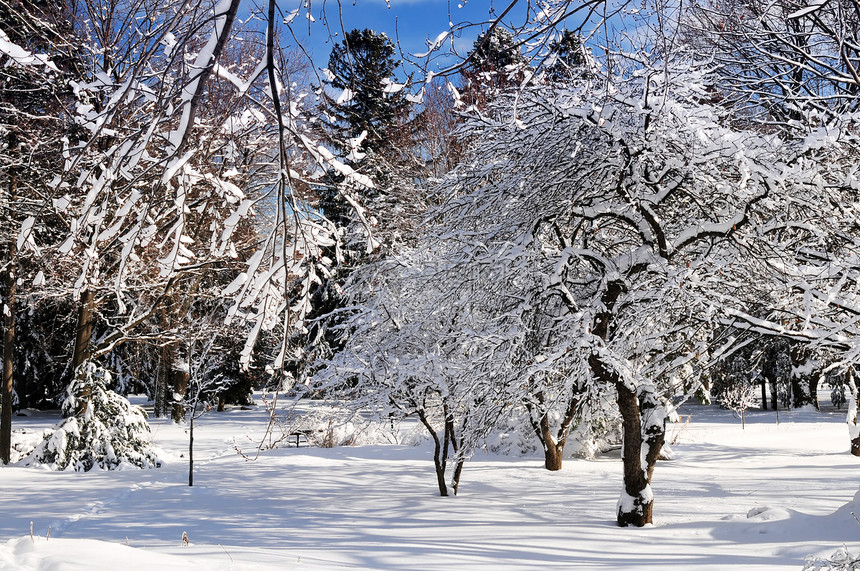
[
  {"x1": 0, "y1": 1, "x2": 80, "y2": 463},
  {"x1": 1, "y1": 0, "x2": 389, "y2": 393},
  {"x1": 716, "y1": 372, "x2": 758, "y2": 429},
  {"x1": 335, "y1": 33, "x2": 860, "y2": 523},
  {"x1": 315, "y1": 247, "x2": 515, "y2": 495},
  {"x1": 685, "y1": 0, "x2": 860, "y2": 125},
  {"x1": 319, "y1": 29, "x2": 412, "y2": 166},
  {"x1": 24, "y1": 362, "x2": 162, "y2": 471}
]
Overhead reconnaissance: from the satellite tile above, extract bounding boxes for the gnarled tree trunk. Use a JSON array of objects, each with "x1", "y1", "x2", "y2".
[
  {"x1": 540, "y1": 414, "x2": 565, "y2": 471},
  {"x1": 527, "y1": 391, "x2": 580, "y2": 471},
  {"x1": 588, "y1": 279, "x2": 667, "y2": 527},
  {"x1": 613, "y1": 380, "x2": 666, "y2": 527}
]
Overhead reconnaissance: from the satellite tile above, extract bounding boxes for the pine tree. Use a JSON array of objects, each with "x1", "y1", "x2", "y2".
[
  {"x1": 470, "y1": 27, "x2": 524, "y2": 75},
  {"x1": 320, "y1": 29, "x2": 410, "y2": 160},
  {"x1": 290, "y1": 30, "x2": 424, "y2": 387},
  {"x1": 546, "y1": 30, "x2": 589, "y2": 82},
  {"x1": 461, "y1": 27, "x2": 527, "y2": 107}
]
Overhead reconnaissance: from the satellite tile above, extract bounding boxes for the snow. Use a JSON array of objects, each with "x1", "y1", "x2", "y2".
[
  {"x1": 787, "y1": 0, "x2": 828, "y2": 19},
  {"x1": 336, "y1": 88, "x2": 355, "y2": 105},
  {"x1": 380, "y1": 78, "x2": 406, "y2": 95},
  {"x1": 0, "y1": 28, "x2": 59, "y2": 72},
  {"x1": 2, "y1": 401, "x2": 859, "y2": 569}
]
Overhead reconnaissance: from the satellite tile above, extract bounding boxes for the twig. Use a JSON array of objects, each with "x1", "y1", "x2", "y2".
[{"x1": 219, "y1": 544, "x2": 233, "y2": 563}]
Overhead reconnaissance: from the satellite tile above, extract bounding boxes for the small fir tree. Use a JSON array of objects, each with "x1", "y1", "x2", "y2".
[{"x1": 24, "y1": 363, "x2": 162, "y2": 471}]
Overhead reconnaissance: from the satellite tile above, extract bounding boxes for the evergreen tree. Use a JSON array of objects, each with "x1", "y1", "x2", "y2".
[
  {"x1": 461, "y1": 27, "x2": 527, "y2": 108},
  {"x1": 23, "y1": 363, "x2": 162, "y2": 471},
  {"x1": 321, "y1": 29, "x2": 410, "y2": 159},
  {"x1": 291, "y1": 30, "x2": 426, "y2": 387},
  {"x1": 470, "y1": 27, "x2": 524, "y2": 74},
  {"x1": 546, "y1": 30, "x2": 589, "y2": 82}
]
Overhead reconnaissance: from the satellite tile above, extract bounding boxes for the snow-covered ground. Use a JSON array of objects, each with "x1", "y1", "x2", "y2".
[{"x1": 1, "y1": 399, "x2": 858, "y2": 570}]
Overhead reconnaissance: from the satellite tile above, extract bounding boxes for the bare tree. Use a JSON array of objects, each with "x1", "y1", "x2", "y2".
[{"x1": 685, "y1": 0, "x2": 860, "y2": 125}]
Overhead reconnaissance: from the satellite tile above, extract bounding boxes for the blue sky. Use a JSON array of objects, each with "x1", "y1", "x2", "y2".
[
  {"x1": 306, "y1": 0, "x2": 505, "y2": 70},
  {"x1": 240, "y1": 0, "x2": 533, "y2": 79}
]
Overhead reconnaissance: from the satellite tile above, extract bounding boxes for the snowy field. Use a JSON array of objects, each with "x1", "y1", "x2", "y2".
[{"x1": 1, "y1": 399, "x2": 859, "y2": 570}]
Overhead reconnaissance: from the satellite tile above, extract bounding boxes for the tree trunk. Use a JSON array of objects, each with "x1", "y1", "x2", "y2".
[
  {"x1": 172, "y1": 363, "x2": 188, "y2": 423},
  {"x1": 588, "y1": 353, "x2": 666, "y2": 527},
  {"x1": 418, "y1": 409, "x2": 448, "y2": 496},
  {"x1": 1, "y1": 139, "x2": 18, "y2": 463},
  {"x1": 760, "y1": 377, "x2": 768, "y2": 410},
  {"x1": 846, "y1": 371, "x2": 860, "y2": 457},
  {"x1": 188, "y1": 414, "x2": 194, "y2": 486},
  {"x1": 155, "y1": 345, "x2": 171, "y2": 418},
  {"x1": 851, "y1": 435, "x2": 860, "y2": 458},
  {"x1": 809, "y1": 373, "x2": 820, "y2": 411},
  {"x1": 611, "y1": 379, "x2": 666, "y2": 527},
  {"x1": 451, "y1": 457, "x2": 465, "y2": 495},
  {"x1": 445, "y1": 410, "x2": 464, "y2": 495},
  {"x1": 790, "y1": 347, "x2": 812, "y2": 409},
  {"x1": 527, "y1": 390, "x2": 579, "y2": 471},
  {"x1": 587, "y1": 279, "x2": 666, "y2": 526},
  {"x1": 539, "y1": 414, "x2": 564, "y2": 471},
  {"x1": 615, "y1": 382, "x2": 651, "y2": 527},
  {"x1": 71, "y1": 288, "x2": 95, "y2": 372},
  {"x1": 1, "y1": 240, "x2": 16, "y2": 464},
  {"x1": 70, "y1": 288, "x2": 95, "y2": 416}
]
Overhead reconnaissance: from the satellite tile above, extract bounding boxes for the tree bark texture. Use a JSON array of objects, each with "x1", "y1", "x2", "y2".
[
  {"x1": 614, "y1": 381, "x2": 652, "y2": 527},
  {"x1": 588, "y1": 279, "x2": 666, "y2": 526},
  {"x1": 418, "y1": 408, "x2": 449, "y2": 496},
  {"x1": 851, "y1": 435, "x2": 860, "y2": 458},
  {"x1": 172, "y1": 365, "x2": 188, "y2": 423},
  {"x1": 72, "y1": 288, "x2": 95, "y2": 372},
  {"x1": 1, "y1": 240, "x2": 16, "y2": 464},
  {"x1": 539, "y1": 413, "x2": 565, "y2": 471},
  {"x1": 70, "y1": 289, "x2": 95, "y2": 416}
]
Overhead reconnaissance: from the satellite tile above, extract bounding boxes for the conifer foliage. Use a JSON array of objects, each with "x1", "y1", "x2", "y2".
[
  {"x1": 24, "y1": 363, "x2": 162, "y2": 471},
  {"x1": 321, "y1": 29, "x2": 410, "y2": 158}
]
